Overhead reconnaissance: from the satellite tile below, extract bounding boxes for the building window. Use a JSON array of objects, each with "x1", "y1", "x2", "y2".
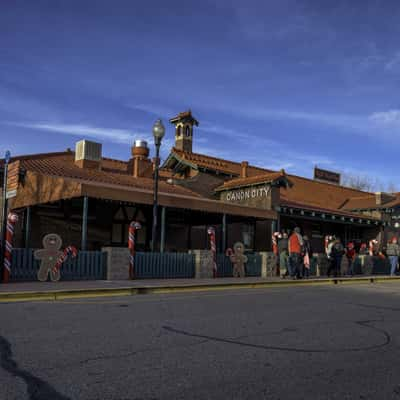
[
  {"x1": 185, "y1": 126, "x2": 191, "y2": 137},
  {"x1": 176, "y1": 126, "x2": 182, "y2": 137},
  {"x1": 242, "y1": 223, "x2": 255, "y2": 249},
  {"x1": 112, "y1": 223, "x2": 123, "y2": 243}
]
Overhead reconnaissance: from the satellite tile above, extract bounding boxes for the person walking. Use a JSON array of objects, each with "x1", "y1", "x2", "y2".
[
  {"x1": 358, "y1": 242, "x2": 369, "y2": 274},
  {"x1": 326, "y1": 236, "x2": 336, "y2": 277},
  {"x1": 302, "y1": 235, "x2": 312, "y2": 278},
  {"x1": 386, "y1": 237, "x2": 399, "y2": 276},
  {"x1": 345, "y1": 242, "x2": 356, "y2": 276},
  {"x1": 329, "y1": 238, "x2": 344, "y2": 277},
  {"x1": 278, "y1": 232, "x2": 290, "y2": 278},
  {"x1": 289, "y1": 227, "x2": 304, "y2": 279}
]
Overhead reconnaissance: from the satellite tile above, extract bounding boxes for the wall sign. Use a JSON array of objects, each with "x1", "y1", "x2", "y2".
[
  {"x1": 314, "y1": 167, "x2": 341, "y2": 185},
  {"x1": 220, "y1": 184, "x2": 275, "y2": 210},
  {"x1": 225, "y1": 185, "x2": 271, "y2": 202}
]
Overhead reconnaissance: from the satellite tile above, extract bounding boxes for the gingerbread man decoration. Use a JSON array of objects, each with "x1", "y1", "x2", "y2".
[
  {"x1": 34, "y1": 234, "x2": 64, "y2": 282},
  {"x1": 229, "y1": 242, "x2": 248, "y2": 278}
]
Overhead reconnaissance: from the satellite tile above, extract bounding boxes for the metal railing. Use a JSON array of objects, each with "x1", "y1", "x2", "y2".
[
  {"x1": 134, "y1": 252, "x2": 195, "y2": 279},
  {"x1": 217, "y1": 253, "x2": 262, "y2": 277},
  {"x1": 10, "y1": 249, "x2": 107, "y2": 281}
]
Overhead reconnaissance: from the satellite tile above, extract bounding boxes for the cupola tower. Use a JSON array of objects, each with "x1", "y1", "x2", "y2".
[{"x1": 169, "y1": 110, "x2": 199, "y2": 153}]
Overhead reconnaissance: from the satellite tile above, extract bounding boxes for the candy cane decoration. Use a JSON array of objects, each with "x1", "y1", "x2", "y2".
[
  {"x1": 325, "y1": 235, "x2": 333, "y2": 256},
  {"x1": 324, "y1": 236, "x2": 329, "y2": 255},
  {"x1": 2, "y1": 213, "x2": 18, "y2": 283},
  {"x1": 207, "y1": 227, "x2": 217, "y2": 278},
  {"x1": 129, "y1": 221, "x2": 141, "y2": 279},
  {"x1": 369, "y1": 239, "x2": 378, "y2": 256},
  {"x1": 52, "y1": 245, "x2": 78, "y2": 274},
  {"x1": 272, "y1": 232, "x2": 280, "y2": 255}
]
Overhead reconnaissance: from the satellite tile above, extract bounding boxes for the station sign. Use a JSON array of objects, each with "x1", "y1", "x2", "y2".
[
  {"x1": 314, "y1": 167, "x2": 341, "y2": 185},
  {"x1": 220, "y1": 183, "x2": 274, "y2": 209}
]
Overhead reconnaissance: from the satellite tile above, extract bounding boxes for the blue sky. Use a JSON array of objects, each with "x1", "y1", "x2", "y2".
[{"x1": 1, "y1": 0, "x2": 400, "y2": 188}]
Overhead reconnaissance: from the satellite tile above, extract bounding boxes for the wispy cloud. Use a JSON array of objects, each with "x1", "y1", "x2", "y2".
[
  {"x1": 234, "y1": 107, "x2": 365, "y2": 131},
  {"x1": 211, "y1": 103, "x2": 400, "y2": 140},
  {"x1": 349, "y1": 50, "x2": 400, "y2": 75},
  {"x1": 369, "y1": 109, "x2": 400, "y2": 125},
  {"x1": 6, "y1": 122, "x2": 150, "y2": 145},
  {"x1": 194, "y1": 118, "x2": 335, "y2": 176},
  {"x1": 126, "y1": 103, "x2": 176, "y2": 118},
  {"x1": 4, "y1": 121, "x2": 176, "y2": 162},
  {"x1": 384, "y1": 52, "x2": 400, "y2": 72}
]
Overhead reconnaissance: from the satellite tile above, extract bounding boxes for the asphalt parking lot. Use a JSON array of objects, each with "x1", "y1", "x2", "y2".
[{"x1": 1, "y1": 282, "x2": 400, "y2": 400}]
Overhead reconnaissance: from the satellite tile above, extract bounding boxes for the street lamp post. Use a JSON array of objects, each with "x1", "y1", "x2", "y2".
[
  {"x1": 0, "y1": 150, "x2": 11, "y2": 280},
  {"x1": 151, "y1": 119, "x2": 165, "y2": 252}
]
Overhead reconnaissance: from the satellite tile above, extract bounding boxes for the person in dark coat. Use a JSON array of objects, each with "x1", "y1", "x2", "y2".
[
  {"x1": 386, "y1": 237, "x2": 400, "y2": 276},
  {"x1": 328, "y1": 238, "x2": 344, "y2": 277}
]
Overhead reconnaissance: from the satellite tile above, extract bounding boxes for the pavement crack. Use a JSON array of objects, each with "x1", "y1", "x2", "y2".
[
  {"x1": 0, "y1": 335, "x2": 71, "y2": 400},
  {"x1": 163, "y1": 320, "x2": 391, "y2": 354},
  {"x1": 40, "y1": 337, "x2": 209, "y2": 373},
  {"x1": 79, "y1": 349, "x2": 146, "y2": 365}
]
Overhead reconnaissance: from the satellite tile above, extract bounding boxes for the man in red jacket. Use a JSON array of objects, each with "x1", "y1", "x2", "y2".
[{"x1": 289, "y1": 227, "x2": 304, "y2": 279}]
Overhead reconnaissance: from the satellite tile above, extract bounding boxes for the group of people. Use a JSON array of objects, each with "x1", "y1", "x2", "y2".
[
  {"x1": 273, "y1": 228, "x2": 400, "y2": 279},
  {"x1": 274, "y1": 227, "x2": 313, "y2": 279}
]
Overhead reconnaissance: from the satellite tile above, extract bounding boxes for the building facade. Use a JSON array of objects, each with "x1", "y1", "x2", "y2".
[{"x1": 1, "y1": 110, "x2": 396, "y2": 254}]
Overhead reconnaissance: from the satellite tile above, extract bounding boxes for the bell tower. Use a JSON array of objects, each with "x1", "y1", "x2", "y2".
[{"x1": 169, "y1": 110, "x2": 199, "y2": 153}]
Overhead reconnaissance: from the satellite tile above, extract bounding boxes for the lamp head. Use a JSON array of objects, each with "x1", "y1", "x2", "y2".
[
  {"x1": 152, "y1": 119, "x2": 165, "y2": 143},
  {"x1": 4, "y1": 150, "x2": 11, "y2": 164}
]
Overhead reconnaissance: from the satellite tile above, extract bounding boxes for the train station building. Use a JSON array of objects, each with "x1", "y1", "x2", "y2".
[{"x1": 1, "y1": 110, "x2": 399, "y2": 254}]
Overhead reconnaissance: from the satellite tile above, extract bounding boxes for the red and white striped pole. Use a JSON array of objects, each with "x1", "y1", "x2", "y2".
[
  {"x1": 128, "y1": 221, "x2": 141, "y2": 279},
  {"x1": 207, "y1": 227, "x2": 217, "y2": 278},
  {"x1": 369, "y1": 240, "x2": 377, "y2": 256},
  {"x1": 272, "y1": 232, "x2": 280, "y2": 255},
  {"x1": 324, "y1": 236, "x2": 329, "y2": 254},
  {"x1": 3, "y1": 212, "x2": 18, "y2": 283}
]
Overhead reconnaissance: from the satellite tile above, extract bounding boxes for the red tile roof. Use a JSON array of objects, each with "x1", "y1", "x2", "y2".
[
  {"x1": 216, "y1": 171, "x2": 290, "y2": 191},
  {"x1": 169, "y1": 148, "x2": 269, "y2": 176},
  {"x1": 169, "y1": 110, "x2": 199, "y2": 126},
  {"x1": 13, "y1": 151, "x2": 201, "y2": 198},
  {"x1": 5, "y1": 148, "x2": 390, "y2": 220},
  {"x1": 279, "y1": 174, "x2": 373, "y2": 213},
  {"x1": 340, "y1": 193, "x2": 400, "y2": 210},
  {"x1": 169, "y1": 148, "x2": 373, "y2": 215}
]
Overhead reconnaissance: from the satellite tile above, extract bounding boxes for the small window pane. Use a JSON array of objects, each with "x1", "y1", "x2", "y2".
[{"x1": 112, "y1": 224, "x2": 123, "y2": 243}]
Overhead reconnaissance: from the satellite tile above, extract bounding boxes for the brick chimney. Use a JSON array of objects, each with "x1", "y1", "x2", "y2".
[
  {"x1": 130, "y1": 140, "x2": 151, "y2": 178},
  {"x1": 241, "y1": 161, "x2": 249, "y2": 178}
]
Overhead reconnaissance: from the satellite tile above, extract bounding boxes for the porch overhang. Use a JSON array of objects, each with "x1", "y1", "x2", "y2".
[
  {"x1": 8, "y1": 171, "x2": 82, "y2": 210},
  {"x1": 279, "y1": 203, "x2": 383, "y2": 227},
  {"x1": 9, "y1": 171, "x2": 277, "y2": 220},
  {"x1": 81, "y1": 183, "x2": 277, "y2": 220}
]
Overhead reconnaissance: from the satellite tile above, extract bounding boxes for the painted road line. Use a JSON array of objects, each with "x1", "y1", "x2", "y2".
[{"x1": 0, "y1": 277, "x2": 399, "y2": 303}]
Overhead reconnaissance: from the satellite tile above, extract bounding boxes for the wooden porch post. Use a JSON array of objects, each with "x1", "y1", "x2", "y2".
[
  {"x1": 160, "y1": 206, "x2": 166, "y2": 253},
  {"x1": 271, "y1": 220, "x2": 277, "y2": 234},
  {"x1": 222, "y1": 213, "x2": 227, "y2": 252},
  {"x1": 24, "y1": 206, "x2": 31, "y2": 249},
  {"x1": 81, "y1": 196, "x2": 89, "y2": 250}
]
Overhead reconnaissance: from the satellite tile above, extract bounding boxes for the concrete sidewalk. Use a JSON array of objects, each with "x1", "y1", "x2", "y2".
[{"x1": 0, "y1": 275, "x2": 400, "y2": 302}]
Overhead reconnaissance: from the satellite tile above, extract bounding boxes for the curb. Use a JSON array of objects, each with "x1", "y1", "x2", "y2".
[{"x1": 1, "y1": 276, "x2": 399, "y2": 303}]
